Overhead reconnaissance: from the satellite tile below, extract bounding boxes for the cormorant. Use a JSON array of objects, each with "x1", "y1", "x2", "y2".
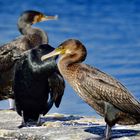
[
  {"x1": 41, "y1": 39, "x2": 140, "y2": 140},
  {"x1": 0, "y1": 10, "x2": 57, "y2": 108},
  {"x1": 14, "y1": 44, "x2": 65, "y2": 127}
]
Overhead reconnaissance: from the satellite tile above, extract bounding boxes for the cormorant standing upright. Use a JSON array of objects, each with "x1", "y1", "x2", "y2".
[
  {"x1": 14, "y1": 44, "x2": 65, "y2": 127},
  {"x1": 41, "y1": 39, "x2": 140, "y2": 140},
  {"x1": 0, "y1": 10, "x2": 57, "y2": 108}
]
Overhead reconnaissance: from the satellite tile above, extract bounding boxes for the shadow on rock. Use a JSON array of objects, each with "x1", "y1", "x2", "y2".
[
  {"x1": 84, "y1": 125, "x2": 140, "y2": 139},
  {"x1": 40, "y1": 115, "x2": 83, "y2": 124}
]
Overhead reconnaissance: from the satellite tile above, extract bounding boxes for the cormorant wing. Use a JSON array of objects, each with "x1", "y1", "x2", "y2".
[
  {"x1": 0, "y1": 35, "x2": 32, "y2": 53},
  {"x1": 77, "y1": 64, "x2": 140, "y2": 115},
  {"x1": 0, "y1": 35, "x2": 31, "y2": 71},
  {"x1": 48, "y1": 70, "x2": 65, "y2": 108}
]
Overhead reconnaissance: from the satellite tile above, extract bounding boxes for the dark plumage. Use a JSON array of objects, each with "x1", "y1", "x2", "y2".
[
  {"x1": 41, "y1": 39, "x2": 140, "y2": 140},
  {"x1": 14, "y1": 44, "x2": 65, "y2": 127},
  {"x1": 0, "y1": 10, "x2": 57, "y2": 101}
]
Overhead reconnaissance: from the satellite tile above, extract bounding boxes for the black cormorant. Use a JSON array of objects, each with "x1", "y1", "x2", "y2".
[
  {"x1": 0, "y1": 10, "x2": 57, "y2": 106},
  {"x1": 41, "y1": 39, "x2": 140, "y2": 140},
  {"x1": 14, "y1": 44, "x2": 65, "y2": 127}
]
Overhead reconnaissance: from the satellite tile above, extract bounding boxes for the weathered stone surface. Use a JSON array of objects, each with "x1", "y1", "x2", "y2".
[{"x1": 0, "y1": 110, "x2": 140, "y2": 140}]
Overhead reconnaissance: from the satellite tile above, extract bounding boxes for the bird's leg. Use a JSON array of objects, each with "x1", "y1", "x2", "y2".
[
  {"x1": 104, "y1": 102, "x2": 119, "y2": 139},
  {"x1": 21, "y1": 111, "x2": 25, "y2": 124},
  {"x1": 37, "y1": 114, "x2": 41, "y2": 126},
  {"x1": 104, "y1": 124, "x2": 112, "y2": 140},
  {"x1": 8, "y1": 98, "x2": 15, "y2": 110},
  {"x1": 18, "y1": 111, "x2": 26, "y2": 128}
]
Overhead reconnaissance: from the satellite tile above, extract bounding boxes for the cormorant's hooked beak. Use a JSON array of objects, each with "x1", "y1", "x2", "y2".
[
  {"x1": 33, "y1": 15, "x2": 58, "y2": 24},
  {"x1": 41, "y1": 48, "x2": 62, "y2": 61},
  {"x1": 41, "y1": 15, "x2": 58, "y2": 21}
]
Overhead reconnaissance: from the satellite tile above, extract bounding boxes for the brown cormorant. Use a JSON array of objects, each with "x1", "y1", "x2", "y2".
[
  {"x1": 13, "y1": 44, "x2": 65, "y2": 127},
  {"x1": 41, "y1": 39, "x2": 140, "y2": 140},
  {"x1": 0, "y1": 10, "x2": 57, "y2": 105}
]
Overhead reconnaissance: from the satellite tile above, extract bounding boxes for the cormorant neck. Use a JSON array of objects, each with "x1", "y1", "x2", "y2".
[
  {"x1": 17, "y1": 19, "x2": 32, "y2": 35},
  {"x1": 17, "y1": 19, "x2": 48, "y2": 44},
  {"x1": 58, "y1": 48, "x2": 87, "y2": 74}
]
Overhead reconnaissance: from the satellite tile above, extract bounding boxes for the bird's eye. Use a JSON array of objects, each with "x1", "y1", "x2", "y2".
[
  {"x1": 60, "y1": 46, "x2": 64, "y2": 49},
  {"x1": 33, "y1": 14, "x2": 42, "y2": 24}
]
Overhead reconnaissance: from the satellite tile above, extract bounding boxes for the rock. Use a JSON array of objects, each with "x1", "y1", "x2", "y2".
[{"x1": 0, "y1": 110, "x2": 140, "y2": 140}]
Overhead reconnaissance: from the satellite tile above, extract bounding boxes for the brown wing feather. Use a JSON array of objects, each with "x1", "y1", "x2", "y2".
[
  {"x1": 0, "y1": 36, "x2": 32, "y2": 71},
  {"x1": 0, "y1": 32, "x2": 45, "y2": 100},
  {"x1": 0, "y1": 35, "x2": 32, "y2": 99},
  {"x1": 76, "y1": 64, "x2": 140, "y2": 115}
]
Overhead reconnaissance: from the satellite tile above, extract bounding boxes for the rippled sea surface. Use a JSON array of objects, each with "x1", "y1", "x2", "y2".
[{"x1": 0, "y1": 0, "x2": 140, "y2": 116}]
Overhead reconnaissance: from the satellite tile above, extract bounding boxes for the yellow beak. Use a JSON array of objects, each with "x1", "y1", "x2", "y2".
[
  {"x1": 33, "y1": 15, "x2": 58, "y2": 24},
  {"x1": 41, "y1": 49, "x2": 61, "y2": 61},
  {"x1": 41, "y1": 15, "x2": 58, "y2": 21}
]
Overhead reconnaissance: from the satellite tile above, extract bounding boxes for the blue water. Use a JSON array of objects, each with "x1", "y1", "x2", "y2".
[{"x1": 0, "y1": 0, "x2": 140, "y2": 117}]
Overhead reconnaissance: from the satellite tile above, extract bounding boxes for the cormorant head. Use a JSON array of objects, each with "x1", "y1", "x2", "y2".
[
  {"x1": 18, "y1": 10, "x2": 58, "y2": 25},
  {"x1": 41, "y1": 39, "x2": 87, "y2": 63},
  {"x1": 27, "y1": 44, "x2": 57, "y2": 74},
  {"x1": 29, "y1": 44, "x2": 56, "y2": 65},
  {"x1": 18, "y1": 10, "x2": 58, "y2": 34}
]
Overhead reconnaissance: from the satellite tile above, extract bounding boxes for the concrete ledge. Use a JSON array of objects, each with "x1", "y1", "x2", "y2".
[{"x1": 0, "y1": 110, "x2": 140, "y2": 140}]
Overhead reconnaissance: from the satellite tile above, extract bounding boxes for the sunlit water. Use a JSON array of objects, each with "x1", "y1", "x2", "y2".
[{"x1": 0, "y1": 0, "x2": 140, "y2": 117}]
